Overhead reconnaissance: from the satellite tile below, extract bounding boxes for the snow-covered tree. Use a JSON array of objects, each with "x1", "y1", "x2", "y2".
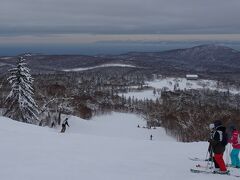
[{"x1": 4, "y1": 57, "x2": 39, "y2": 124}]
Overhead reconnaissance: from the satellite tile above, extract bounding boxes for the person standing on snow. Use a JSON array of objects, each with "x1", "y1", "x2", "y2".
[
  {"x1": 229, "y1": 125, "x2": 240, "y2": 168},
  {"x1": 60, "y1": 118, "x2": 70, "y2": 133},
  {"x1": 208, "y1": 120, "x2": 229, "y2": 174}
]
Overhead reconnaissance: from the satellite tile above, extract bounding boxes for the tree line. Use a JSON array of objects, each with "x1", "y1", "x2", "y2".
[{"x1": 1, "y1": 56, "x2": 240, "y2": 142}]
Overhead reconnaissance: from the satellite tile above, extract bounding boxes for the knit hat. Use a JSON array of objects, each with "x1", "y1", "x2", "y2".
[{"x1": 213, "y1": 120, "x2": 222, "y2": 128}]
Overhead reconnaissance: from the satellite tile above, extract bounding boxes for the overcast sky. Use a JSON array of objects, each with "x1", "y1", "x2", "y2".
[{"x1": 1, "y1": 0, "x2": 240, "y2": 44}]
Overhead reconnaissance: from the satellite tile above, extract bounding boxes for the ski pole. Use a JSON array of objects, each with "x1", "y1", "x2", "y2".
[
  {"x1": 207, "y1": 146, "x2": 214, "y2": 171},
  {"x1": 205, "y1": 144, "x2": 210, "y2": 170}
]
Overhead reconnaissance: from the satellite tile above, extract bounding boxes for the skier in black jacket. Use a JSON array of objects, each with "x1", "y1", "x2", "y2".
[
  {"x1": 208, "y1": 120, "x2": 228, "y2": 174},
  {"x1": 60, "y1": 118, "x2": 70, "y2": 133}
]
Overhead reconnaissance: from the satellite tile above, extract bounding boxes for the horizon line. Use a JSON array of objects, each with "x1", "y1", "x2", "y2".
[{"x1": 1, "y1": 34, "x2": 240, "y2": 45}]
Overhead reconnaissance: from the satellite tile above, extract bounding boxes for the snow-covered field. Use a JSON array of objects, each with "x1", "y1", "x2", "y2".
[
  {"x1": 122, "y1": 77, "x2": 240, "y2": 100},
  {"x1": 63, "y1": 63, "x2": 136, "y2": 72},
  {"x1": 0, "y1": 112, "x2": 238, "y2": 180},
  {"x1": 147, "y1": 78, "x2": 239, "y2": 94}
]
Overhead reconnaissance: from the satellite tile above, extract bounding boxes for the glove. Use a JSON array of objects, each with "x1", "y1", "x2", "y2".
[{"x1": 208, "y1": 139, "x2": 212, "y2": 143}]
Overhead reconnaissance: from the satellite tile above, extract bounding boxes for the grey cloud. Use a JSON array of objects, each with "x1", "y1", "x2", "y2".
[{"x1": 0, "y1": 0, "x2": 240, "y2": 35}]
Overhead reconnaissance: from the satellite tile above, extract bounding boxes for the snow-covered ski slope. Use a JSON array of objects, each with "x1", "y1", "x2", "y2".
[{"x1": 0, "y1": 112, "x2": 238, "y2": 180}]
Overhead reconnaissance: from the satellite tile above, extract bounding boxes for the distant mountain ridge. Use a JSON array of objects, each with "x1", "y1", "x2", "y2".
[{"x1": 0, "y1": 44, "x2": 240, "y2": 77}]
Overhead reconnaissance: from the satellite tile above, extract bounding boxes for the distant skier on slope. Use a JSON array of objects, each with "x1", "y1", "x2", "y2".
[
  {"x1": 60, "y1": 118, "x2": 70, "y2": 133},
  {"x1": 51, "y1": 121, "x2": 55, "y2": 128},
  {"x1": 228, "y1": 124, "x2": 240, "y2": 168},
  {"x1": 208, "y1": 120, "x2": 229, "y2": 174},
  {"x1": 150, "y1": 134, "x2": 153, "y2": 140}
]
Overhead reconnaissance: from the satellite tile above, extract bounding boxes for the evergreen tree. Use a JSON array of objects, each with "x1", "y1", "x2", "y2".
[{"x1": 4, "y1": 57, "x2": 39, "y2": 124}]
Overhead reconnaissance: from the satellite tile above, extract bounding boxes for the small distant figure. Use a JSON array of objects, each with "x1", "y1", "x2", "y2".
[
  {"x1": 150, "y1": 134, "x2": 153, "y2": 140},
  {"x1": 51, "y1": 121, "x2": 55, "y2": 128},
  {"x1": 137, "y1": 124, "x2": 140, "y2": 128},
  {"x1": 60, "y1": 118, "x2": 70, "y2": 133}
]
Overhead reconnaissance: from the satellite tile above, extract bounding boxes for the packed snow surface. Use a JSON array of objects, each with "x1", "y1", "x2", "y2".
[{"x1": 0, "y1": 112, "x2": 238, "y2": 180}]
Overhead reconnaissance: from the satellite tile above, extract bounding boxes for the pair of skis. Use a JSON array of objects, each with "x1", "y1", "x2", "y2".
[
  {"x1": 190, "y1": 168, "x2": 240, "y2": 178},
  {"x1": 188, "y1": 157, "x2": 209, "y2": 162},
  {"x1": 189, "y1": 157, "x2": 240, "y2": 178}
]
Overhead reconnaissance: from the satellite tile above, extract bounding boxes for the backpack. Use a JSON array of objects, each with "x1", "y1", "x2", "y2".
[{"x1": 213, "y1": 129, "x2": 228, "y2": 146}]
